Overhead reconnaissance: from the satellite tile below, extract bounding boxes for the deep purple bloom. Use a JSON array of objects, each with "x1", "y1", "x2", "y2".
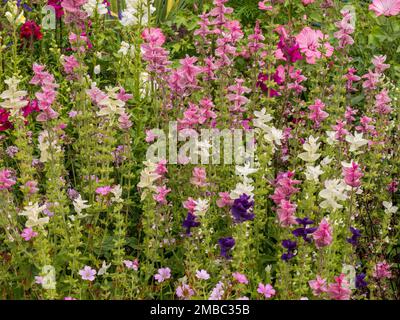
[
  {"x1": 218, "y1": 237, "x2": 235, "y2": 259},
  {"x1": 346, "y1": 227, "x2": 361, "y2": 246},
  {"x1": 231, "y1": 194, "x2": 255, "y2": 223},
  {"x1": 281, "y1": 239, "x2": 297, "y2": 261},
  {"x1": 182, "y1": 212, "x2": 200, "y2": 235},
  {"x1": 292, "y1": 217, "x2": 317, "y2": 243},
  {"x1": 355, "y1": 273, "x2": 367, "y2": 289}
]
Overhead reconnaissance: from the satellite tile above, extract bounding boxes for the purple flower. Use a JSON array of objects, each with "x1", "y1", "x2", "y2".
[
  {"x1": 154, "y1": 267, "x2": 171, "y2": 283},
  {"x1": 218, "y1": 237, "x2": 235, "y2": 259},
  {"x1": 182, "y1": 212, "x2": 200, "y2": 235},
  {"x1": 277, "y1": 37, "x2": 303, "y2": 63},
  {"x1": 281, "y1": 239, "x2": 297, "y2": 262},
  {"x1": 355, "y1": 273, "x2": 368, "y2": 289},
  {"x1": 79, "y1": 266, "x2": 96, "y2": 281},
  {"x1": 292, "y1": 217, "x2": 317, "y2": 243},
  {"x1": 346, "y1": 227, "x2": 361, "y2": 246},
  {"x1": 231, "y1": 194, "x2": 254, "y2": 223}
]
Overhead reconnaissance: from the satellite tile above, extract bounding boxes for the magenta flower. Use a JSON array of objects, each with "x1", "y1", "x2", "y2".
[
  {"x1": 21, "y1": 228, "x2": 38, "y2": 241},
  {"x1": 0, "y1": 169, "x2": 16, "y2": 190},
  {"x1": 327, "y1": 274, "x2": 351, "y2": 300},
  {"x1": 373, "y1": 261, "x2": 392, "y2": 279},
  {"x1": 313, "y1": 218, "x2": 333, "y2": 248},
  {"x1": 95, "y1": 186, "x2": 112, "y2": 196},
  {"x1": 154, "y1": 267, "x2": 171, "y2": 283},
  {"x1": 232, "y1": 272, "x2": 248, "y2": 284},
  {"x1": 343, "y1": 161, "x2": 363, "y2": 188},
  {"x1": 79, "y1": 266, "x2": 97, "y2": 281},
  {"x1": 309, "y1": 276, "x2": 328, "y2": 296},
  {"x1": 308, "y1": 99, "x2": 329, "y2": 128},
  {"x1": 257, "y1": 283, "x2": 276, "y2": 299}
]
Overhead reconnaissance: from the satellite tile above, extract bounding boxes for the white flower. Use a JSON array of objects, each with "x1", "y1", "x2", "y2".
[
  {"x1": 40, "y1": 265, "x2": 56, "y2": 290},
  {"x1": 94, "y1": 65, "x2": 101, "y2": 75},
  {"x1": 118, "y1": 41, "x2": 131, "y2": 56},
  {"x1": 83, "y1": 0, "x2": 108, "y2": 17},
  {"x1": 320, "y1": 156, "x2": 333, "y2": 167},
  {"x1": 298, "y1": 136, "x2": 321, "y2": 163},
  {"x1": 346, "y1": 132, "x2": 368, "y2": 152},
  {"x1": 194, "y1": 198, "x2": 209, "y2": 216},
  {"x1": 383, "y1": 201, "x2": 398, "y2": 214},
  {"x1": 253, "y1": 108, "x2": 273, "y2": 131},
  {"x1": 111, "y1": 185, "x2": 123, "y2": 203},
  {"x1": 5, "y1": 1, "x2": 25, "y2": 26},
  {"x1": 263, "y1": 127, "x2": 283, "y2": 148},
  {"x1": 73, "y1": 195, "x2": 91, "y2": 215},
  {"x1": 326, "y1": 131, "x2": 338, "y2": 145},
  {"x1": 137, "y1": 161, "x2": 161, "y2": 191},
  {"x1": 97, "y1": 261, "x2": 111, "y2": 275},
  {"x1": 120, "y1": 0, "x2": 155, "y2": 26},
  {"x1": 19, "y1": 203, "x2": 49, "y2": 228},
  {"x1": 319, "y1": 179, "x2": 348, "y2": 210},
  {"x1": 230, "y1": 182, "x2": 254, "y2": 199},
  {"x1": 38, "y1": 130, "x2": 61, "y2": 163},
  {"x1": 235, "y1": 162, "x2": 258, "y2": 179},
  {"x1": 0, "y1": 77, "x2": 28, "y2": 117},
  {"x1": 305, "y1": 165, "x2": 324, "y2": 182}
]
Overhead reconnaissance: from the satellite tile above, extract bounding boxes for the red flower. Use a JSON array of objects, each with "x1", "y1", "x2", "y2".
[
  {"x1": 20, "y1": 21, "x2": 43, "y2": 41},
  {"x1": 0, "y1": 109, "x2": 12, "y2": 132}
]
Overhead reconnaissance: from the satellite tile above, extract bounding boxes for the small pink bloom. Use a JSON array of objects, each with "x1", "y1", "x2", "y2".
[
  {"x1": 232, "y1": 272, "x2": 248, "y2": 284},
  {"x1": 79, "y1": 266, "x2": 97, "y2": 281},
  {"x1": 343, "y1": 161, "x2": 363, "y2": 188},
  {"x1": 327, "y1": 274, "x2": 352, "y2": 300},
  {"x1": 0, "y1": 169, "x2": 16, "y2": 190},
  {"x1": 309, "y1": 276, "x2": 328, "y2": 296},
  {"x1": 196, "y1": 269, "x2": 210, "y2": 280},
  {"x1": 257, "y1": 283, "x2": 276, "y2": 299},
  {"x1": 64, "y1": 296, "x2": 77, "y2": 300},
  {"x1": 258, "y1": 0, "x2": 273, "y2": 10},
  {"x1": 154, "y1": 267, "x2": 171, "y2": 283},
  {"x1": 123, "y1": 259, "x2": 139, "y2": 271},
  {"x1": 313, "y1": 218, "x2": 333, "y2": 248},
  {"x1": 95, "y1": 186, "x2": 112, "y2": 196},
  {"x1": 373, "y1": 261, "x2": 392, "y2": 279},
  {"x1": 21, "y1": 228, "x2": 38, "y2": 241},
  {"x1": 277, "y1": 200, "x2": 298, "y2": 227},
  {"x1": 216, "y1": 192, "x2": 234, "y2": 208},
  {"x1": 190, "y1": 167, "x2": 207, "y2": 187},
  {"x1": 176, "y1": 284, "x2": 195, "y2": 300},
  {"x1": 153, "y1": 185, "x2": 171, "y2": 205}
]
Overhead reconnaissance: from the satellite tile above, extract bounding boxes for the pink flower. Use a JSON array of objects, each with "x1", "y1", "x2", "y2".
[
  {"x1": 35, "y1": 276, "x2": 43, "y2": 284},
  {"x1": 327, "y1": 274, "x2": 351, "y2": 300},
  {"x1": 141, "y1": 28, "x2": 166, "y2": 46},
  {"x1": 308, "y1": 99, "x2": 329, "y2": 128},
  {"x1": 277, "y1": 200, "x2": 298, "y2": 227},
  {"x1": 95, "y1": 186, "x2": 112, "y2": 196},
  {"x1": 25, "y1": 180, "x2": 39, "y2": 194},
  {"x1": 258, "y1": 1, "x2": 273, "y2": 11},
  {"x1": 183, "y1": 197, "x2": 197, "y2": 214},
  {"x1": 123, "y1": 259, "x2": 139, "y2": 271},
  {"x1": 145, "y1": 130, "x2": 157, "y2": 143},
  {"x1": 190, "y1": 167, "x2": 207, "y2": 187},
  {"x1": 196, "y1": 269, "x2": 210, "y2": 280},
  {"x1": 226, "y1": 78, "x2": 251, "y2": 112},
  {"x1": 118, "y1": 112, "x2": 132, "y2": 130},
  {"x1": 302, "y1": 0, "x2": 316, "y2": 4},
  {"x1": 79, "y1": 266, "x2": 97, "y2": 281},
  {"x1": 313, "y1": 218, "x2": 333, "y2": 248},
  {"x1": 296, "y1": 27, "x2": 332, "y2": 64},
  {"x1": 257, "y1": 283, "x2": 276, "y2": 299},
  {"x1": 62, "y1": 55, "x2": 80, "y2": 75},
  {"x1": 232, "y1": 272, "x2": 248, "y2": 284},
  {"x1": 362, "y1": 70, "x2": 380, "y2": 90},
  {"x1": 64, "y1": 296, "x2": 77, "y2": 300},
  {"x1": 21, "y1": 228, "x2": 38, "y2": 241},
  {"x1": 375, "y1": 89, "x2": 392, "y2": 114},
  {"x1": 369, "y1": 0, "x2": 400, "y2": 17},
  {"x1": 216, "y1": 192, "x2": 234, "y2": 208},
  {"x1": 372, "y1": 55, "x2": 390, "y2": 74},
  {"x1": 154, "y1": 267, "x2": 171, "y2": 283},
  {"x1": 155, "y1": 159, "x2": 168, "y2": 176},
  {"x1": 0, "y1": 169, "x2": 16, "y2": 190},
  {"x1": 373, "y1": 261, "x2": 392, "y2": 279},
  {"x1": 343, "y1": 161, "x2": 363, "y2": 188},
  {"x1": 309, "y1": 276, "x2": 328, "y2": 296},
  {"x1": 176, "y1": 284, "x2": 195, "y2": 300},
  {"x1": 153, "y1": 185, "x2": 171, "y2": 205}
]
